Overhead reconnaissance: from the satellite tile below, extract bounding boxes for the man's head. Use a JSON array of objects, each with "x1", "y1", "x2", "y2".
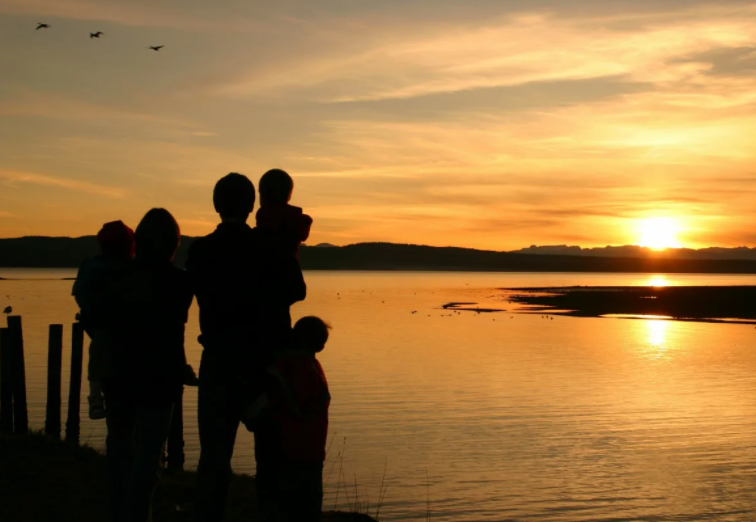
[
  {"x1": 213, "y1": 173, "x2": 256, "y2": 221},
  {"x1": 292, "y1": 316, "x2": 331, "y2": 354},
  {"x1": 259, "y1": 169, "x2": 293, "y2": 205}
]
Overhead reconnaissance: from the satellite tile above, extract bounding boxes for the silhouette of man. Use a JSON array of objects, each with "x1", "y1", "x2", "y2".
[{"x1": 188, "y1": 173, "x2": 306, "y2": 521}]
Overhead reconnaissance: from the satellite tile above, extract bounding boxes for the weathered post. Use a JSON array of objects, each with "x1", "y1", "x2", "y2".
[
  {"x1": 0, "y1": 327, "x2": 13, "y2": 434},
  {"x1": 7, "y1": 316, "x2": 28, "y2": 435},
  {"x1": 166, "y1": 387, "x2": 185, "y2": 470},
  {"x1": 65, "y1": 322, "x2": 84, "y2": 444},
  {"x1": 46, "y1": 324, "x2": 64, "y2": 438}
]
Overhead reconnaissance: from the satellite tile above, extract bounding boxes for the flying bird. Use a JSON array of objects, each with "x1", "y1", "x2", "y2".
[
  {"x1": 149, "y1": 45, "x2": 164, "y2": 51},
  {"x1": 36, "y1": 23, "x2": 50, "y2": 30},
  {"x1": 90, "y1": 31, "x2": 103, "y2": 38},
  {"x1": 3, "y1": 306, "x2": 11, "y2": 314}
]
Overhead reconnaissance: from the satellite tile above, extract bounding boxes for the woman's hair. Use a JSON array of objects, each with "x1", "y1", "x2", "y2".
[
  {"x1": 135, "y1": 208, "x2": 181, "y2": 262},
  {"x1": 292, "y1": 316, "x2": 331, "y2": 353}
]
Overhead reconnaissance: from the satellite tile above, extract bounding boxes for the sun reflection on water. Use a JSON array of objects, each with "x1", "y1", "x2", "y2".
[
  {"x1": 647, "y1": 319, "x2": 668, "y2": 348},
  {"x1": 642, "y1": 318, "x2": 675, "y2": 360}
]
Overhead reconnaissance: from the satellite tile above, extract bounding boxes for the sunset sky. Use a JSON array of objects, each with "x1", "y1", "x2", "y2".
[{"x1": 2, "y1": 0, "x2": 756, "y2": 250}]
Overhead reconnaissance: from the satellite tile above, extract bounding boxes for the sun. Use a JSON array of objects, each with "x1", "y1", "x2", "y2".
[{"x1": 637, "y1": 218, "x2": 682, "y2": 250}]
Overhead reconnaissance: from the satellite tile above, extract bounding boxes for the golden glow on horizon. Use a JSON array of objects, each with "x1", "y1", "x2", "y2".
[
  {"x1": 646, "y1": 276, "x2": 670, "y2": 288},
  {"x1": 638, "y1": 218, "x2": 683, "y2": 251}
]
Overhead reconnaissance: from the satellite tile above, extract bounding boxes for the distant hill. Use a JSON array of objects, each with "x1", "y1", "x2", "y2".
[
  {"x1": 3, "y1": 236, "x2": 756, "y2": 274},
  {"x1": 511, "y1": 244, "x2": 756, "y2": 261}
]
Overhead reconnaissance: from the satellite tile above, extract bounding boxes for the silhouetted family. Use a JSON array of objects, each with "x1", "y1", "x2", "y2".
[{"x1": 72, "y1": 170, "x2": 328, "y2": 522}]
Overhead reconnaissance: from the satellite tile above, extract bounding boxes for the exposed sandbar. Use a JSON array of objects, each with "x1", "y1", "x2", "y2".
[{"x1": 505, "y1": 286, "x2": 756, "y2": 324}]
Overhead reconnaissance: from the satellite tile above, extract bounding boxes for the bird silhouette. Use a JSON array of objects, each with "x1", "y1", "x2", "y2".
[
  {"x1": 36, "y1": 23, "x2": 50, "y2": 30},
  {"x1": 149, "y1": 45, "x2": 164, "y2": 51},
  {"x1": 90, "y1": 31, "x2": 104, "y2": 38},
  {"x1": 3, "y1": 306, "x2": 11, "y2": 314}
]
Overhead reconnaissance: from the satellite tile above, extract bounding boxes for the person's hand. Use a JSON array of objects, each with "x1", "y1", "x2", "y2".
[{"x1": 241, "y1": 394, "x2": 269, "y2": 433}]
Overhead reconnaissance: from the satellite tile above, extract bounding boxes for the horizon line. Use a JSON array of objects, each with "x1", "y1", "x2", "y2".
[{"x1": 1, "y1": 235, "x2": 755, "y2": 253}]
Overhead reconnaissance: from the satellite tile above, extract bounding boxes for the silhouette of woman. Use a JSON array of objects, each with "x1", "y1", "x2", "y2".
[{"x1": 102, "y1": 208, "x2": 193, "y2": 522}]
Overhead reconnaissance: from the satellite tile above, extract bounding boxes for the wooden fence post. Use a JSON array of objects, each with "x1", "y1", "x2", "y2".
[
  {"x1": 65, "y1": 322, "x2": 84, "y2": 445},
  {"x1": 166, "y1": 387, "x2": 185, "y2": 470},
  {"x1": 46, "y1": 324, "x2": 64, "y2": 438},
  {"x1": 7, "y1": 316, "x2": 28, "y2": 435},
  {"x1": 0, "y1": 328, "x2": 13, "y2": 434}
]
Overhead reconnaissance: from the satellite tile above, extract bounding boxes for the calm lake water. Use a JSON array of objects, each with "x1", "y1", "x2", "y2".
[{"x1": 2, "y1": 269, "x2": 756, "y2": 521}]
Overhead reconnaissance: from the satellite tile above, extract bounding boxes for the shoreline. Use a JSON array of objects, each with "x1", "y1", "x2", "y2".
[
  {"x1": 2, "y1": 269, "x2": 756, "y2": 279},
  {"x1": 0, "y1": 432, "x2": 375, "y2": 522},
  {"x1": 5, "y1": 268, "x2": 756, "y2": 275}
]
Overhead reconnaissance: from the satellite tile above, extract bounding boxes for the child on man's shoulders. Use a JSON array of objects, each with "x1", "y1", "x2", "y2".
[{"x1": 256, "y1": 168, "x2": 313, "y2": 257}]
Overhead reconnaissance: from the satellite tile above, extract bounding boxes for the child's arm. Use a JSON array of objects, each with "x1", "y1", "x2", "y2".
[
  {"x1": 297, "y1": 213, "x2": 313, "y2": 243},
  {"x1": 72, "y1": 259, "x2": 96, "y2": 310},
  {"x1": 72, "y1": 260, "x2": 106, "y2": 335},
  {"x1": 260, "y1": 243, "x2": 306, "y2": 306}
]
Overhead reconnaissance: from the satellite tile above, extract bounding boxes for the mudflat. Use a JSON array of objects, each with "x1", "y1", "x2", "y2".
[{"x1": 506, "y1": 286, "x2": 756, "y2": 323}]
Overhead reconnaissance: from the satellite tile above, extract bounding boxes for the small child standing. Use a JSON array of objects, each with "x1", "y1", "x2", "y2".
[
  {"x1": 245, "y1": 316, "x2": 331, "y2": 522},
  {"x1": 72, "y1": 220, "x2": 135, "y2": 420},
  {"x1": 256, "y1": 168, "x2": 313, "y2": 256}
]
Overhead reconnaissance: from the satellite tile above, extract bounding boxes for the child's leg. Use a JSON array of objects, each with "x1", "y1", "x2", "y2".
[
  {"x1": 254, "y1": 428, "x2": 282, "y2": 522},
  {"x1": 89, "y1": 379, "x2": 104, "y2": 398},
  {"x1": 280, "y1": 460, "x2": 323, "y2": 522},
  {"x1": 88, "y1": 380, "x2": 106, "y2": 420}
]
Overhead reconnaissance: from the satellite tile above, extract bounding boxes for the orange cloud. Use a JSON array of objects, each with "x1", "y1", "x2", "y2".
[
  {"x1": 214, "y1": 5, "x2": 756, "y2": 102},
  {"x1": 0, "y1": 169, "x2": 127, "y2": 198}
]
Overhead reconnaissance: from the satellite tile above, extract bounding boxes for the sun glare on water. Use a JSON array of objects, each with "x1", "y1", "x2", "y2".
[
  {"x1": 637, "y1": 218, "x2": 682, "y2": 250},
  {"x1": 647, "y1": 319, "x2": 668, "y2": 348}
]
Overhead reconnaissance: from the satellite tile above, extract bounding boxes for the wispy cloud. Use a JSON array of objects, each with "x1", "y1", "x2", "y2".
[
  {"x1": 0, "y1": 0, "x2": 254, "y2": 31},
  {"x1": 0, "y1": 91, "x2": 192, "y2": 128},
  {"x1": 0, "y1": 168, "x2": 127, "y2": 198},
  {"x1": 215, "y1": 5, "x2": 756, "y2": 102}
]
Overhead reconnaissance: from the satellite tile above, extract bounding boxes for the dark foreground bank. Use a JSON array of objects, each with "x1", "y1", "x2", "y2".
[
  {"x1": 0, "y1": 433, "x2": 375, "y2": 522},
  {"x1": 506, "y1": 286, "x2": 756, "y2": 324}
]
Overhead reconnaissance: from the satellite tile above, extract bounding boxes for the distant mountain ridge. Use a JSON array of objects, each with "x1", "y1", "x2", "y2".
[
  {"x1": 2, "y1": 236, "x2": 756, "y2": 274},
  {"x1": 510, "y1": 244, "x2": 756, "y2": 260}
]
